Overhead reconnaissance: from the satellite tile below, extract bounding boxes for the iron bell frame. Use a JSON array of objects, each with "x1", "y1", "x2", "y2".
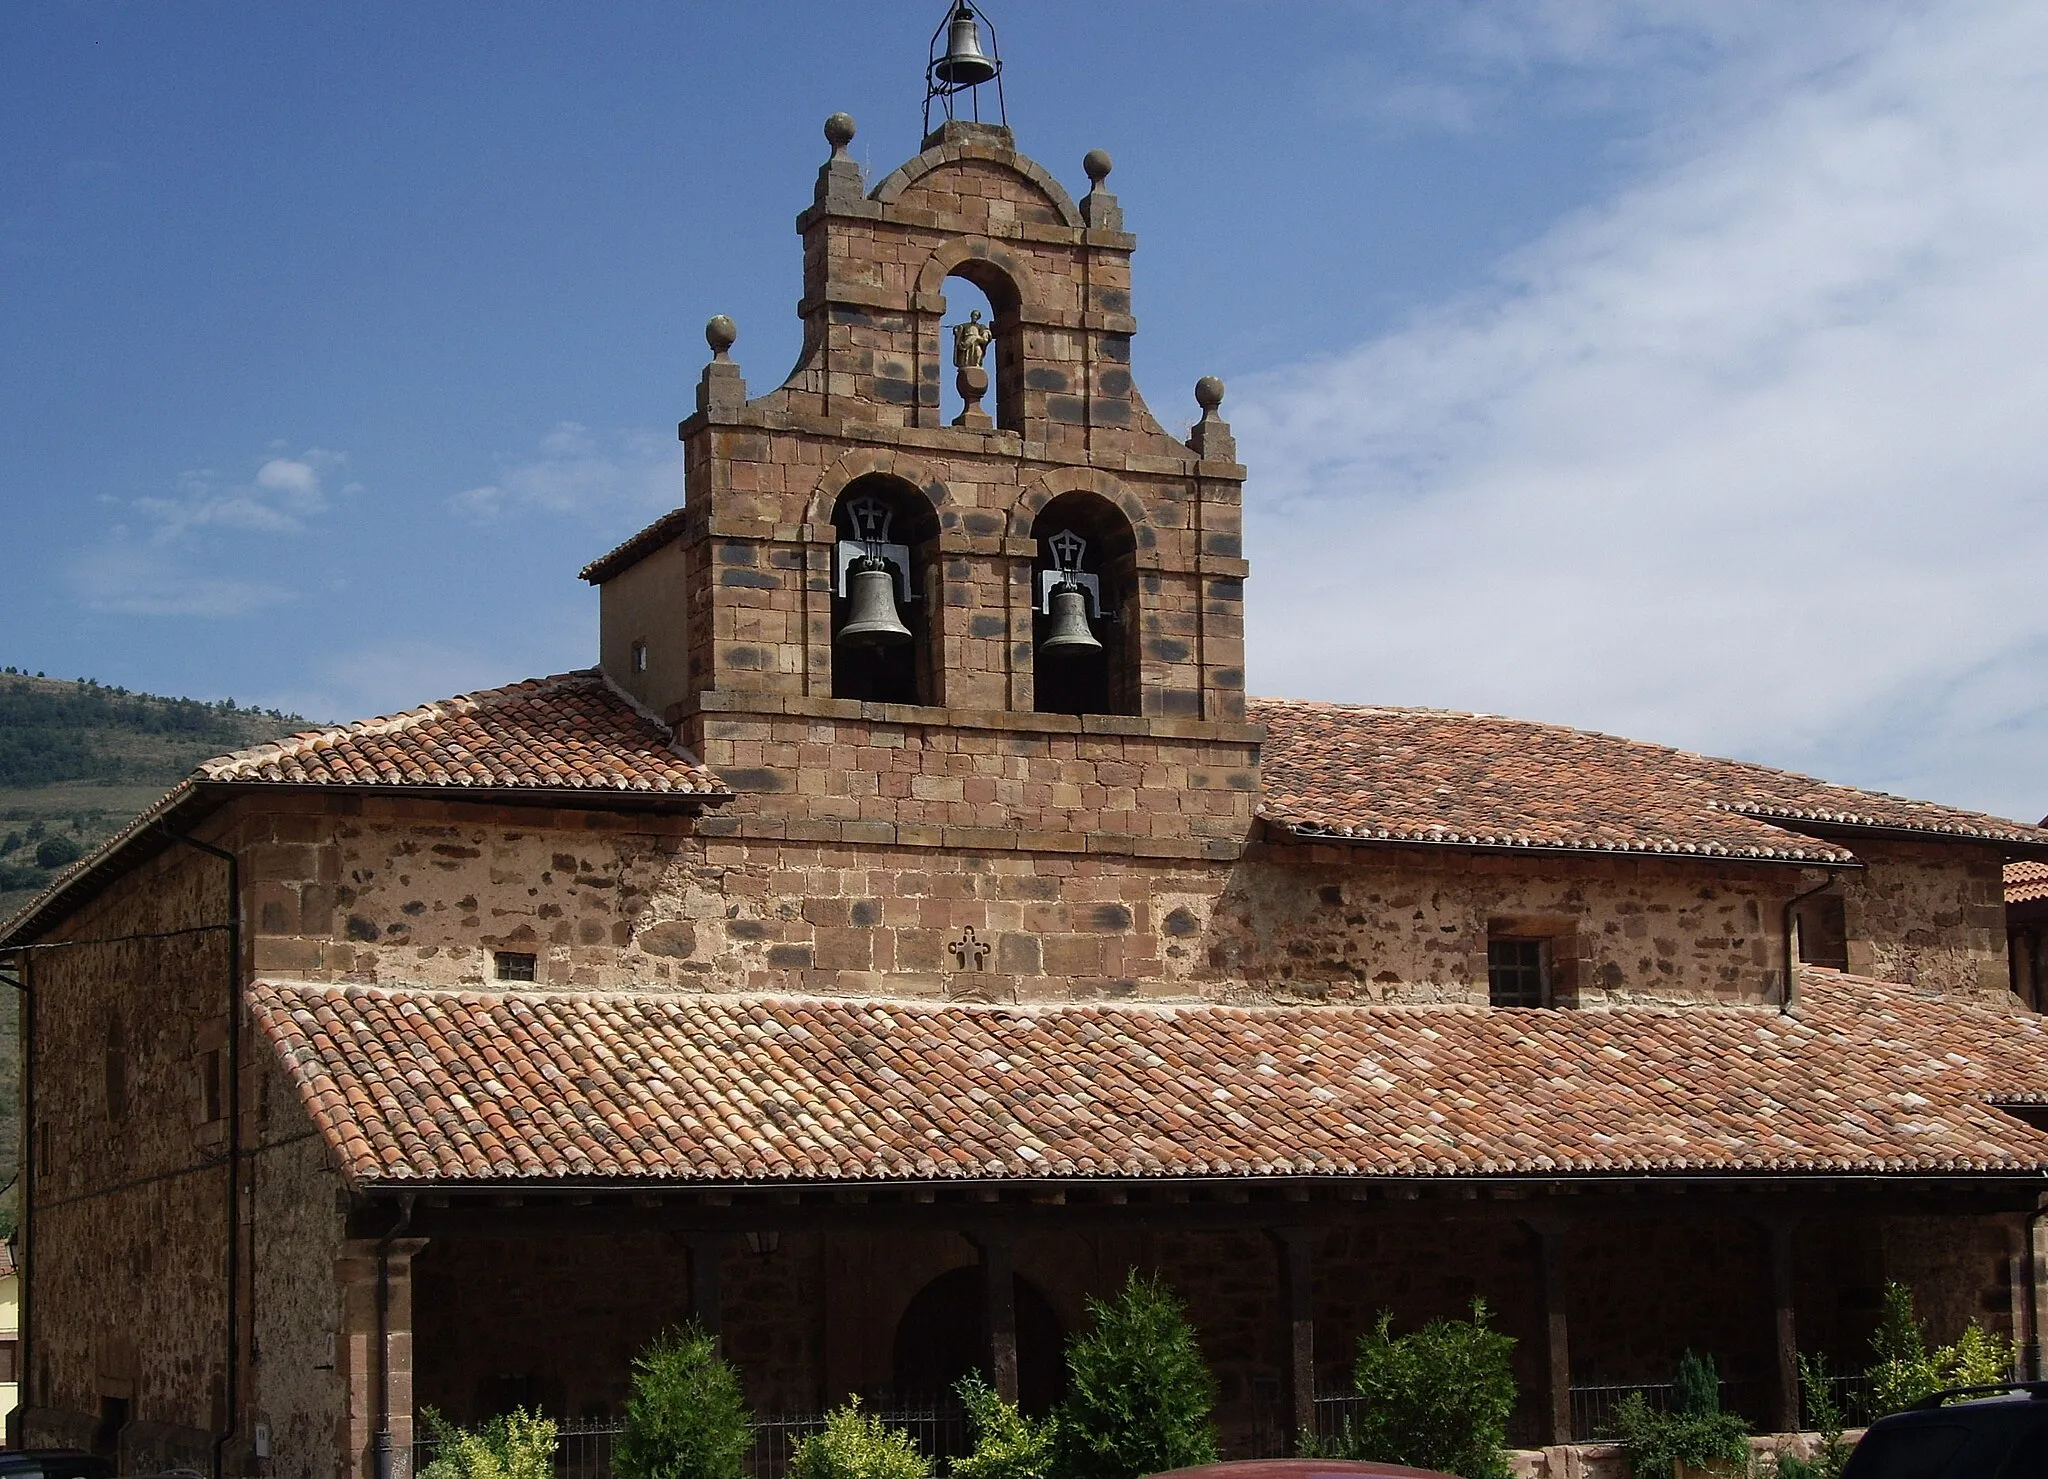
[{"x1": 923, "y1": 2, "x2": 1007, "y2": 136}]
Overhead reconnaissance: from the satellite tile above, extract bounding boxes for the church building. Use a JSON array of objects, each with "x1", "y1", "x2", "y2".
[{"x1": 9, "y1": 30, "x2": 2048, "y2": 1479}]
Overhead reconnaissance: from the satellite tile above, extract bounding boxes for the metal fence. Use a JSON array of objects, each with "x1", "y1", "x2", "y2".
[
  {"x1": 416, "y1": 1403, "x2": 971, "y2": 1479},
  {"x1": 1568, "y1": 1380, "x2": 1768, "y2": 1439}
]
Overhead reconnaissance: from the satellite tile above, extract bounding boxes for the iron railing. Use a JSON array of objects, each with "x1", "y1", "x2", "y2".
[
  {"x1": 1568, "y1": 1380, "x2": 1768, "y2": 1439},
  {"x1": 415, "y1": 1403, "x2": 972, "y2": 1479}
]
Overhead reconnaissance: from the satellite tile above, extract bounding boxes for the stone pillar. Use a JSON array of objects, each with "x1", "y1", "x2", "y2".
[
  {"x1": 2007, "y1": 1216, "x2": 2032, "y2": 1380},
  {"x1": 970, "y1": 1231, "x2": 1019, "y2": 1404},
  {"x1": 688, "y1": 1235, "x2": 729, "y2": 1344},
  {"x1": 1271, "y1": 1228, "x2": 1318, "y2": 1451},
  {"x1": 1758, "y1": 1215, "x2": 1802, "y2": 1434},
  {"x1": 336, "y1": 1237, "x2": 429, "y2": 1479},
  {"x1": 1522, "y1": 1218, "x2": 1573, "y2": 1445}
]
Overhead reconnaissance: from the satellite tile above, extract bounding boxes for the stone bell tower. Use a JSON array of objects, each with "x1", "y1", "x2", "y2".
[{"x1": 583, "y1": 111, "x2": 1260, "y2": 865}]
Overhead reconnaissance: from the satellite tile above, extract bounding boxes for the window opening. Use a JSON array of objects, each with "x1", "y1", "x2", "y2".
[
  {"x1": 199, "y1": 1049, "x2": 224, "y2": 1124},
  {"x1": 1488, "y1": 937, "x2": 1548, "y2": 1008},
  {"x1": 494, "y1": 951, "x2": 538, "y2": 983},
  {"x1": 1793, "y1": 894, "x2": 1848, "y2": 971},
  {"x1": 104, "y1": 1021, "x2": 127, "y2": 1122},
  {"x1": 630, "y1": 640, "x2": 649, "y2": 675}
]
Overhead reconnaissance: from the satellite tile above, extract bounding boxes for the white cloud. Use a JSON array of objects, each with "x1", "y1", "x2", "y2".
[
  {"x1": 453, "y1": 422, "x2": 682, "y2": 523},
  {"x1": 1238, "y1": 0, "x2": 2048, "y2": 820},
  {"x1": 69, "y1": 447, "x2": 354, "y2": 616}
]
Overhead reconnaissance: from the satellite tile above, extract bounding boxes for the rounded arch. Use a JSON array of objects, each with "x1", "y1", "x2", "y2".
[
  {"x1": 891, "y1": 1265, "x2": 1066, "y2": 1416},
  {"x1": 915, "y1": 239, "x2": 1041, "y2": 320},
  {"x1": 1010, "y1": 468, "x2": 1150, "y2": 543},
  {"x1": 1030, "y1": 488, "x2": 1141, "y2": 717},
  {"x1": 805, "y1": 449, "x2": 949, "y2": 532},
  {"x1": 873, "y1": 145, "x2": 1084, "y2": 229}
]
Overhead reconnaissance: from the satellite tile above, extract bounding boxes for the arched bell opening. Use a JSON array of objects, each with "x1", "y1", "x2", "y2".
[
  {"x1": 830, "y1": 474, "x2": 941, "y2": 705},
  {"x1": 891, "y1": 1265, "x2": 1066, "y2": 1417},
  {"x1": 1031, "y1": 491, "x2": 1138, "y2": 717},
  {"x1": 942, "y1": 262, "x2": 1024, "y2": 432}
]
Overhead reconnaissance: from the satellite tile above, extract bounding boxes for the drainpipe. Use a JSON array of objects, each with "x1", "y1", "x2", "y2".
[
  {"x1": 1780, "y1": 869, "x2": 1841, "y2": 1016},
  {"x1": 166, "y1": 830, "x2": 241, "y2": 1479},
  {"x1": 374, "y1": 1194, "x2": 417, "y2": 1479}
]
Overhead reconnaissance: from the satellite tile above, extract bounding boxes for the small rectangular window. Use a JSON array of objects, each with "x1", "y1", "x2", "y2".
[
  {"x1": 630, "y1": 640, "x2": 649, "y2": 674},
  {"x1": 1794, "y1": 894, "x2": 1849, "y2": 971},
  {"x1": 494, "y1": 951, "x2": 538, "y2": 982},
  {"x1": 1488, "y1": 937, "x2": 1549, "y2": 1008},
  {"x1": 0, "y1": 1338, "x2": 19, "y2": 1382},
  {"x1": 200, "y1": 1048, "x2": 224, "y2": 1124}
]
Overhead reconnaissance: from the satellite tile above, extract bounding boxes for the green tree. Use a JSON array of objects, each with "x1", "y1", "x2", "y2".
[
  {"x1": 1858, "y1": 1283, "x2": 2013, "y2": 1417},
  {"x1": 33, "y1": 833, "x2": 82, "y2": 869},
  {"x1": 1053, "y1": 1271, "x2": 1219, "y2": 1479},
  {"x1": 1315, "y1": 1301, "x2": 1516, "y2": 1479},
  {"x1": 614, "y1": 1327, "x2": 754, "y2": 1479},
  {"x1": 786, "y1": 1399, "x2": 930, "y2": 1479},
  {"x1": 950, "y1": 1374, "x2": 1055, "y2": 1479},
  {"x1": 1774, "y1": 1355, "x2": 1850, "y2": 1479}
]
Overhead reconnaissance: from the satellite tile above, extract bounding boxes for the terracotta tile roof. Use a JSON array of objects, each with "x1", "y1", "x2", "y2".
[
  {"x1": 1251, "y1": 699, "x2": 2048, "y2": 860},
  {"x1": 196, "y1": 671, "x2": 725, "y2": 796},
  {"x1": 251, "y1": 973, "x2": 2048, "y2": 1189},
  {"x1": 2010, "y1": 862, "x2": 2048, "y2": 905}
]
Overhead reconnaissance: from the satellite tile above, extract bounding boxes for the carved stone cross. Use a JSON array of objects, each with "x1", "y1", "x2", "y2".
[{"x1": 948, "y1": 926, "x2": 991, "y2": 972}]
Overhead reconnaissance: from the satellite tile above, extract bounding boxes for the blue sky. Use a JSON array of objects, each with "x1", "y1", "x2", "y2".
[{"x1": 5, "y1": 2, "x2": 2044, "y2": 822}]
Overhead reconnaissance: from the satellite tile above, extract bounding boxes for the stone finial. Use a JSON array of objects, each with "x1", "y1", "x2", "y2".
[
  {"x1": 815, "y1": 113, "x2": 866, "y2": 208},
  {"x1": 1080, "y1": 148, "x2": 1122, "y2": 232},
  {"x1": 697, "y1": 316, "x2": 746, "y2": 419},
  {"x1": 1188, "y1": 376, "x2": 1234, "y2": 460}
]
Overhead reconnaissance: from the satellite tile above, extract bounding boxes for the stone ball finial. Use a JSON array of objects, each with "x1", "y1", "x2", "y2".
[
  {"x1": 1195, "y1": 375, "x2": 1226, "y2": 413},
  {"x1": 706, "y1": 315, "x2": 738, "y2": 356},
  {"x1": 1083, "y1": 149, "x2": 1113, "y2": 186},
  {"x1": 824, "y1": 113, "x2": 857, "y2": 154}
]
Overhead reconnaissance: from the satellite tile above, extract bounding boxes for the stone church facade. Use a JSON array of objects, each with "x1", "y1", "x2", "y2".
[{"x1": 8, "y1": 114, "x2": 2048, "y2": 1479}]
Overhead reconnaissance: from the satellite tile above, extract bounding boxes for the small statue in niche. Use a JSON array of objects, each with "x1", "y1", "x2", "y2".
[{"x1": 952, "y1": 309, "x2": 994, "y2": 369}]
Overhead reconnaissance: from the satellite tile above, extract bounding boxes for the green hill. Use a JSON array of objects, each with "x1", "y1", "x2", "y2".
[{"x1": 0, "y1": 668, "x2": 315, "y2": 1226}]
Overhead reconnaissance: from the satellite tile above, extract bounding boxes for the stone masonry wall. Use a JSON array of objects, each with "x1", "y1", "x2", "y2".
[
  {"x1": 237, "y1": 796, "x2": 2009, "y2": 1010},
  {"x1": 1839, "y1": 839, "x2": 2011, "y2": 999}
]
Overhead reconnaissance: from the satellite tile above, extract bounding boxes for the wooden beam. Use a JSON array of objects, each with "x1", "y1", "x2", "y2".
[
  {"x1": 1759, "y1": 1214, "x2": 1801, "y2": 1435},
  {"x1": 1271, "y1": 1227, "x2": 1318, "y2": 1452},
  {"x1": 1522, "y1": 1217, "x2": 1573, "y2": 1446},
  {"x1": 970, "y1": 1230, "x2": 1019, "y2": 1404}
]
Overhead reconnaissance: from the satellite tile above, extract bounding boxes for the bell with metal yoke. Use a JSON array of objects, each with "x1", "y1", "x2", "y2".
[
  {"x1": 839, "y1": 557, "x2": 913, "y2": 648},
  {"x1": 1038, "y1": 581, "x2": 1102, "y2": 658},
  {"x1": 933, "y1": 4, "x2": 999, "y2": 87}
]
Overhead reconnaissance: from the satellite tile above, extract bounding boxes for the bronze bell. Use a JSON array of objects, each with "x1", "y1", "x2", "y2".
[
  {"x1": 1038, "y1": 581, "x2": 1101, "y2": 658},
  {"x1": 839, "y1": 559, "x2": 912, "y2": 647},
  {"x1": 933, "y1": 5, "x2": 998, "y2": 87}
]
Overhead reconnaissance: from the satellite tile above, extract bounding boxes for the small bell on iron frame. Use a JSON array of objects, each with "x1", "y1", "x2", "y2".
[{"x1": 924, "y1": 2, "x2": 1006, "y2": 135}]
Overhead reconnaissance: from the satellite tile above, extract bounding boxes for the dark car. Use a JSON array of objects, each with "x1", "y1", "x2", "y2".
[
  {"x1": 1843, "y1": 1383, "x2": 2048, "y2": 1478},
  {"x1": 0, "y1": 1452, "x2": 115, "y2": 1479},
  {"x1": 1149, "y1": 1461, "x2": 1460, "y2": 1479}
]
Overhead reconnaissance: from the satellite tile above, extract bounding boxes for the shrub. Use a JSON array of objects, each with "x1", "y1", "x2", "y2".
[
  {"x1": 1054, "y1": 1271, "x2": 1219, "y2": 1479},
  {"x1": 1862, "y1": 1282, "x2": 2014, "y2": 1418},
  {"x1": 1315, "y1": 1301, "x2": 1516, "y2": 1479},
  {"x1": 1773, "y1": 1355, "x2": 1849, "y2": 1479},
  {"x1": 614, "y1": 1326, "x2": 754, "y2": 1479},
  {"x1": 950, "y1": 1374, "x2": 1055, "y2": 1479},
  {"x1": 1612, "y1": 1352, "x2": 1749, "y2": 1479},
  {"x1": 786, "y1": 1398, "x2": 930, "y2": 1479},
  {"x1": 416, "y1": 1407, "x2": 558, "y2": 1479}
]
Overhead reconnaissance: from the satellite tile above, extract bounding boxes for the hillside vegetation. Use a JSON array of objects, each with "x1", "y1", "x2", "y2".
[{"x1": 1, "y1": 668, "x2": 315, "y2": 1222}]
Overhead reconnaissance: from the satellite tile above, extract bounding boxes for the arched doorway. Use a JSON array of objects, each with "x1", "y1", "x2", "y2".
[{"x1": 892, "y1": 1265, "x2": 1066, "y2": 1415}]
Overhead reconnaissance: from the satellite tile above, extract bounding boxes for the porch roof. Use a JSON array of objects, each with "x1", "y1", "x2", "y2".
[{"x1": 250, "y1": 972, "x2": 2048, "y2": 1190}]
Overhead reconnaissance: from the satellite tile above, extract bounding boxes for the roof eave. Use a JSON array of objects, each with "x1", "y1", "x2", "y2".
[
  {"x1": 1264, "y1": 819, "x2": 1860, "y2": 869},
  {"x1": 1736, "y1": 813, "x2": 2048, "y2": 861}
]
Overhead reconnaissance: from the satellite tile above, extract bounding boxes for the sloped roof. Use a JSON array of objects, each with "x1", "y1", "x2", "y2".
[
  {"x1": 1251, "y1": 699, "x2": 2048, "y2": 860},
  {"x1": 197, "y1": 670, "x2": 724, "y2": 796},
  {"x1": 2011, "y1": 862, "x2": 2048, "y2": 905},
  {"x1": 251, "y1": 973, "x2": 2048, "y2": 1189}
]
